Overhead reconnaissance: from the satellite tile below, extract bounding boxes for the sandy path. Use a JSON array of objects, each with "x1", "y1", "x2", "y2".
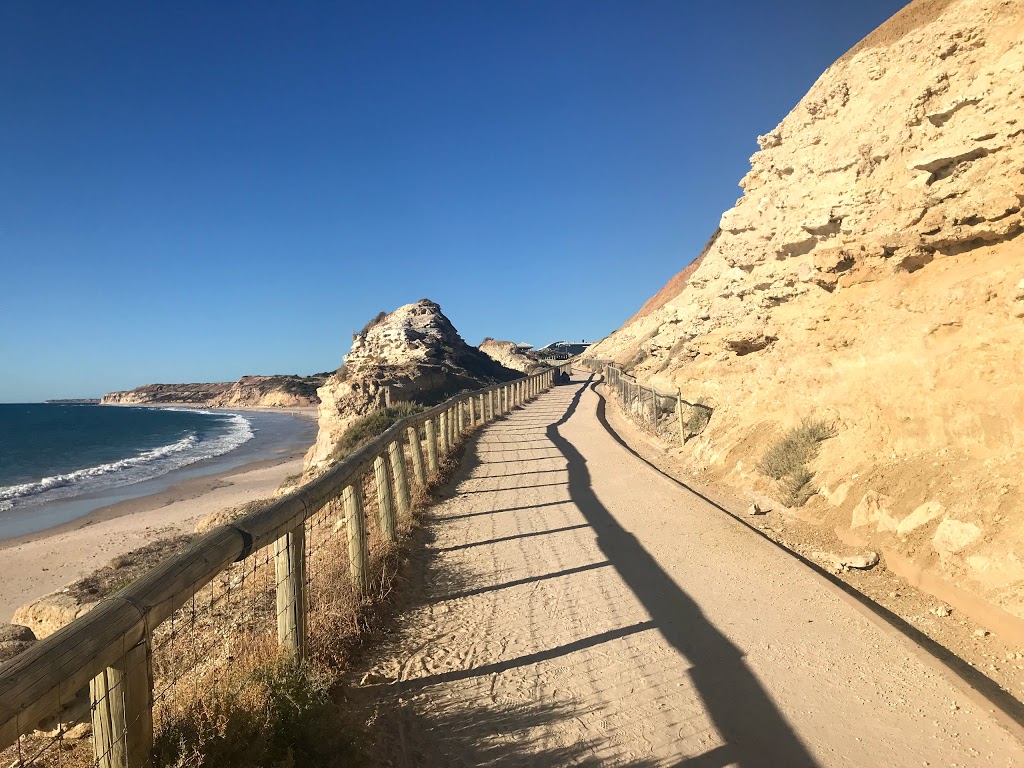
[
  {"x1": 0, "y1": 458, "x2": 301, "y2": 621},
  {"x1": 356, "y1": 372, "x2": 1024, "y2": 766}
]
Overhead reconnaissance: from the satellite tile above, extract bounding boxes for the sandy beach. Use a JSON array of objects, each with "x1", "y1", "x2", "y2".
[{"x1": 0, "y1": 438, "x2": 309, "y2": 622}]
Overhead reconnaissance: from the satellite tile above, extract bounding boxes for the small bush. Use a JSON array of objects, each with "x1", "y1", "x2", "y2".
[
  {"x1": 757, "y1": 417, "x2": 835, "y2": 506},
  {"x1": 155, "y1": 657, "x2": 359, "y2": 768},
  {"x1": 331, "y1": 402, "x2": 424, "y2": 461},
  {"x1": 359, "y1": 311, "x2": 389, "y2": 336},
  {"x1": 685, "y1": 401, "x2": 712, "y2": 438}
]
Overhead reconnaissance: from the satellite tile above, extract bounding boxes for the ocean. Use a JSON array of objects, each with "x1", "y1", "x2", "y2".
[{"x1": 0, "y1": 404, "x2": 316, "y2": 540}]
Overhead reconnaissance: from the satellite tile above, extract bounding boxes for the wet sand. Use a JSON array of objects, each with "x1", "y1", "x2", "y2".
[{"x1": 0, "y1": 411, "x2": 315, "y2": 621}]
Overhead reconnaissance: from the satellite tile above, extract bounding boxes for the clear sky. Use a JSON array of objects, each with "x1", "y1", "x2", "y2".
[{"x1": 0, "y1": 0, "x2": 908, "y2": 402}]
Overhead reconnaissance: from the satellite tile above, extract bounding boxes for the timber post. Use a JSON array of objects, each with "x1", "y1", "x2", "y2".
[
  {"x1": 90, "y1": 639, "x2": 153, "y2": 768},
  {"x1": 274, "y1": 520, "x2": 307, "y2": 659},
  {"x1": 469, "y1": 395, "x2": 476, "y2": 426},
  {"x1": 373, "y1": 455, "x2": 396, "y2": 544},
  {"x1": 344, "y1": 483, "x2": 370, "y2": 596},
  {"x1": 388, "y1": 439, "x2": 411, "y2": 516},
  {"x1": 439, "y1": 410, "x2": 449, "y2": 455},
  {"x1": 676, "y1": 389, "x2": 687, "y2": 448},
  {"x1": 425, "y1": 418, "x2": 439, "y2": 472},
  {"x1": 407, "y1": 425, "x2": 426, "y2": 486}
]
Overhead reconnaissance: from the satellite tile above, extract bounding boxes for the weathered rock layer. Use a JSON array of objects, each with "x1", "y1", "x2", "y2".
[
  {"x1": 100, "y1": 374, "x2": 327, "y2": 408},
  {"x1": 589, "y1": 0, "x2": 1024, "y2": 625},
  {"x1": 305, "y1": 301, "x2": 520, "y2": 470},
  {"x1": 478, "y1": 338, "x2": 547, "y2": 374}
]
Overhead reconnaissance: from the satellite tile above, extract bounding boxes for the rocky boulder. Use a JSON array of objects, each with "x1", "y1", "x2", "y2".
[
  {"x1": 0, "y1": 623, "x2": 37, "y2": 664},
  {"x1": 478, "y1": 338, "x2": 547, "y2": 374},
  {"x1": 305, "y1": 300, "x2": 521, "y2": 470}
]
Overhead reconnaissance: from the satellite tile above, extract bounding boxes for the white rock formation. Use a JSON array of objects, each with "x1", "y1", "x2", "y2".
[{"x1": 589, "y1": 0, "x2": 1024, "y2": 626}]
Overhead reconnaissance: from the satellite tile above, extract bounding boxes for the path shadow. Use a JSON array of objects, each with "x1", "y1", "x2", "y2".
[
  {"x1": 546, "y1": 374, "x2": 819, "y2": 768},
  {"x1": 590, "y1": 375, "x2": 1024, "y2": 734}
]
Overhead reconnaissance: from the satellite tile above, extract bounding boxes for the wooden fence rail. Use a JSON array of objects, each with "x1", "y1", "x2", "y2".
[{"x1": 0, "y1": 361, "x2": 574, "y2": 768}]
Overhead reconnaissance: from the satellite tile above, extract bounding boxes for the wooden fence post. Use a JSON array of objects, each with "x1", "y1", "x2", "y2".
[
  {"x1": 469, "y1": 395, "x2": 476, "y2": 426},
  {"x1": 344, "y1": 483, "x2": 370, "y2": 597},
  {"x1": 457, "y1": 401, "x2": 465, "y2": 433},
  {"x1": 438, "y1": 411, "x2": 449, "y2": 455},
  {"x1": 373, "y1": 455, "x2": 396, "y2": 544},
  {"x1": 274, "y1": 521, "x2": 307, "y2": 659},
  {"x1": 488, "y1": 390, "x2": 495, "y2": 421},
  {"x1": 407, "y1": 425, "x2": 426, "y2": 486},
  {"x1": 90, "y1": 638, "x2": 153, "y2": 768},
  {"x1": 425, "y1": 418, "x2": 439, "y2": 472},
  {"x1": 449, "y1": 406, "x2": 457, "y2": 445},
  {"x1": 676, "y1": 390, "x2": 687, "y2": 448},
  {"x1": 388, "y1": 439, "x2": 411, "y2": 516}
]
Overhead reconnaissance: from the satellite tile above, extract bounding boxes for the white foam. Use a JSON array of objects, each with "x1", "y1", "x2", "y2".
[{"x1": 0, "y1": 412, "x2": 254, "y2": 509}]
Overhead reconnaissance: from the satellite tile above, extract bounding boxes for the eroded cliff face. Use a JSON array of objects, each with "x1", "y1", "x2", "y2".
[
  {"x1": 478, "y1": 339, "x2": 547, "y2": 374},
  {"x1": 100, "y1": 375, "x2": 326, "y2": 408},
  {"x1": 305, "y1": 300, "x2": 520, "y2": 470},
  {"x1": 590, "y1": 0, "x2": 1024, "y2": 623}
]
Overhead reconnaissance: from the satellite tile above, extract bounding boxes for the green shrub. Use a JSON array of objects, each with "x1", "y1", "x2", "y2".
[
  {"x1": 757, "y1": 418, "x2": 835, "y2": 506},
  {"x1": 331, "y1": 402, "x2": 424, "y2": 461}
]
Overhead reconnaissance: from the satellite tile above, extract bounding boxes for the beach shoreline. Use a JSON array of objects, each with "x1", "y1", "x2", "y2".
[{"x1": 0, "y1": 409, "x2": 318, "y2": 623}]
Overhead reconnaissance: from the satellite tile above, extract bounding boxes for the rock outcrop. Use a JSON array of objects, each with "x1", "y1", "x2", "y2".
[
  {"x1": 305, "y1": 301, "x2": 521, "y2": 470},
  {"x1": 0, "y1": 623, "x2": 36, "y2": 663},
  {"x1": 589, "y1": 0, "x2": 1024, "y2": 628},
  {"x1": 478, "y1": 338, "x2": 547, "y2": 374},
  {"x1": 100, "y1": 374, "x2": 328, "y2": 408}
]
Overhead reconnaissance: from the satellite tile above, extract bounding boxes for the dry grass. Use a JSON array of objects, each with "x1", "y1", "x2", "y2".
[
  {"x1": 757, "y1": 418, "x2": 835, "y2": 506},
  {"x1": 2, "y1": 414, "x2": 471, "y2": 768}
]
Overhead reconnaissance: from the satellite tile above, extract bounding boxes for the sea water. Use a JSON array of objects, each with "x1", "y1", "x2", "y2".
[{"x1": 0, "y1": 404, "x2": 316, "y2": 539}]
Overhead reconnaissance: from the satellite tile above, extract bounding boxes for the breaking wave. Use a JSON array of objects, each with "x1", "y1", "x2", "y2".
[{"x1": 0, "y1": 412, "x2": 254, "y2": 510}]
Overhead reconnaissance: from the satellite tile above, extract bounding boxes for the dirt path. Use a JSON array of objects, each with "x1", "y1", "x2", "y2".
[{"x1": 354, "y1": 372, "x2": 1024, "y2": 766}]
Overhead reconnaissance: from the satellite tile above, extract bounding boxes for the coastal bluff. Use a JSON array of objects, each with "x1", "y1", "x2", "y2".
[
  {"x1": 588, "y1": 0, "x2": 1024, "y2": 627},
  {"x1": 100, "y1": 374, "x2": 329, "y2": 408},
  {"x1": 305, "y1": 300, "x2": 522, "y2": 470}
]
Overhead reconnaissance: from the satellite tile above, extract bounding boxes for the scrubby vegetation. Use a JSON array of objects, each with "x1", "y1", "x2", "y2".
[
  {"x1": 757, "y1": 418, "x2": 835, "y2": 506},
  {"x1": 155, "y1": 657, "x2": 361, "y2": 768},
  {"x1": 685, "y1": 400, "x2": 712, "y2": 439},
  {"x1": 330, "y1": 402, "x2": 425, "y2": 461}
]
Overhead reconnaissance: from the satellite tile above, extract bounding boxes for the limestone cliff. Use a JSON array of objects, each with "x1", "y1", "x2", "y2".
[
  {"x1": 305, "y1": 300, "x2": 521, "y2": 470},
  {"x1": 100, "y1": 374, "x2": 327, "y2": 408},
  {"x1": 590, "y1": 0, "x2": 1024, "y2": 625},
  {"x1": 478, "y1": 338, "x2": 547, "y2": 374}
]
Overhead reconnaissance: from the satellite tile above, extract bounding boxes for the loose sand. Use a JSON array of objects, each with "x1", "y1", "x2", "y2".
[{"x1": 0, "y1": 454, "x2": 304, "y2": 621}]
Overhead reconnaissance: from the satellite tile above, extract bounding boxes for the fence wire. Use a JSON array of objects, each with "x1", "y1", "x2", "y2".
[
  {"x1": 0, "y1": 365, "x2": 568, "y2": 768},
  {"x1": 581, "y1": 359, "x2": 712, "y2": 446}
]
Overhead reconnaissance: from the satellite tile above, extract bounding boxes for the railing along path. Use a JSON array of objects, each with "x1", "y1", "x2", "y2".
[
  {"x1": 0, "y1": 362, "x2": 572, "y2": 768},
  {"x1": 579, "y1": 358, "x2": 712, "y2": 446}
]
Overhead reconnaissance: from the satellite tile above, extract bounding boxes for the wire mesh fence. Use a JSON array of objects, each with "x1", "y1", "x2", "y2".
[
  {"x1": 581, "y1": 359, "x2": 712, "y2": 447},
  {"x1": 0, "y1": 364, "x2": 572, "y2": 768}
]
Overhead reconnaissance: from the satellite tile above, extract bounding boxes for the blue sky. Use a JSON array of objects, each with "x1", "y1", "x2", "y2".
[{"x1": 1, "y1": 1, "x2": 907, "y2": 401}]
